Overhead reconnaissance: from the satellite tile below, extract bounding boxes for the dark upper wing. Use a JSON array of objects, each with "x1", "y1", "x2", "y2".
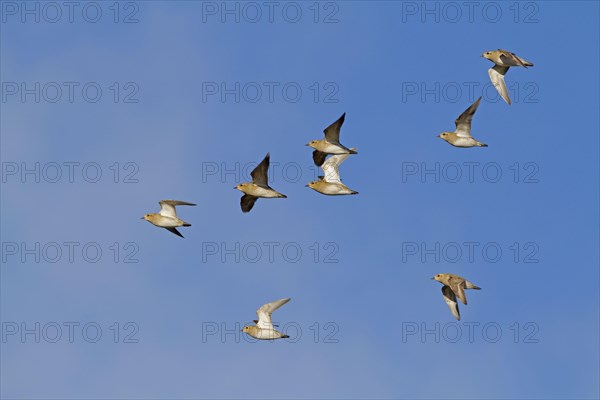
[
  {"x1": 454, "y1": 97, "x2": 481, "y2": 138},
  {"x1": 312, "y1": 150, "x2": 328, "y2": 167},
  {"x1": 449, "y1": 280, "x2": 468, "y2": 305},
  {"x1": 241, "y1": 195, "x2": 258, "y2": 213},
  {"x1": 165, "y1": 227, "x2": 184, "y2": 238},
  {"x1": 250, "y1": 153, "x2": 270, "y2": 187},
  {"x1": 500, "y1": 52, "x2": 529, "y2": 68},
  {"x1": 323, "y1": 113, "x2": 345, "y2": 144}
]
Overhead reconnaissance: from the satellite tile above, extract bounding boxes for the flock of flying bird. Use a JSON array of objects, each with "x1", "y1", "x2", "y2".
[{"x1": 141, "y1": 49, "x2": 533, "y2": 338}]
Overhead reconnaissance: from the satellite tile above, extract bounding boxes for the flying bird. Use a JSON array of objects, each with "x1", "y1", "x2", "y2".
[
  {"x1": 307, "y1": 149, "x2": 358, "y2": 195},
  {"x1": 432, "y1": 273, "x2": 481, "y2": 320},
  {"x1": 438, "y1": 97, "x2": 488, "y2": 148},
  {"x1": 307, "y1": 113, "x2": 357, "y2": 166},
  {"x1": 242, "y1": 298, "x2": 291, "y2": 340},
  {"x1": 235, "y1": 153, "x2": 286, "y2": 213},
  {"x1": 482, "y1": 49, "x2": 534, "y2": 105},
  {"x1": 142, "y1": 200, "x2": 196, "y2": 238}
]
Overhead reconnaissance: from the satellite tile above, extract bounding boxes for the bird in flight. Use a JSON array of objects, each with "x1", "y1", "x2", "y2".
[
  {"x1": 235, "y1": 153, "x2": 287, "y2": 213},
  {"x1": 432, "y1": 273, "x2": 481, "y2": 320},
  {"x1": 307, "y1": 149, "x2": 358, "y2": 195},
  {"x1": 438, "y1": 97, "x2": 488, "y2": 148},
  {"x1": 242, "y1": 298, "x2": 291, "y2": 340},
  {"x1": 482, "y1": 49, "x2": 534, "y2": 105},
  {"x1": 142, "y1": 200, "x2": 196, "y2": 238},
  {"x1": 307, "y1": 113, "x2": 357, "y2": 167}
]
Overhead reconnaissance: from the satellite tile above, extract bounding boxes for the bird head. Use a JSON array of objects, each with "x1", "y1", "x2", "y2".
[
  {"x1": 141, "y1": 214, "x2": 153, "y2": 222},
  {"x1": 234, "y1": 183, "x2": 246, "y2": 191},
  {"x1": 306, "y1": 140, "x2": 318, "y2": 149},
  {"x1": 481, "y1": 51, "x2": 493, "y2": 60},
  {"x1": 432, "y1": 273, "x2": 448, "y2": 284},
  {"x1": 241, "y1": 326, "x2": 253, "y2": 334},
  {"x1": 438, "y1": 132, "x2": 451, "y2": 142}
]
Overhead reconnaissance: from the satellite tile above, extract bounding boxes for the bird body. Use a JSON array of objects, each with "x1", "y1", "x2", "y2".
[
  {"x1": 307, "y1": 113, "x2": 357, "y2": 166},
  {"x1": 235, "y1": 153, "x2": 286, "y2": 213},
  {"x1": 482, "y1": 49, "x2": 533, "y2": 68},
  {"x1": 242, "y1": 298, "x2": 291, "y2": 340},
  {"x1": 236, "y1": 183, "x2": 285, "y2": 198},
  {"x1": 308, "y1": 179, "x2": 358, "y2": 195},
  {"x1": 438, "y1": 97, "x2": 488, "y2": 148},
  {"x1": 482, "y1": 49, "x2": 533, "y2": 105},
  {"x1": 242, "y1": 325, "x2": 289, "y2": 340},
  {"x1": 144, "y1": 214, "x2": 190, "y2": 228},
  {"x1": 309, "y1": 140, "x2": 356, "y2": 155},
  {"x1": 142, "y1": 200, "x2": 196, "y2": 238},
  {"x1": 307, "y1": 149, "x2": 358, "y2": 196},
  {"x1": 432, "y1": 273, "x2": 481, "y2": 320},
  {"x1": 438, "y1": 133, "x2": 487, "y2": 148}
]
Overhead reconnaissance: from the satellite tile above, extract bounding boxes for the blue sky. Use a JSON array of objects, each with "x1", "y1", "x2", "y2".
[{"x1": 1, "y1": 1, "x2": 599, "y2": 399}]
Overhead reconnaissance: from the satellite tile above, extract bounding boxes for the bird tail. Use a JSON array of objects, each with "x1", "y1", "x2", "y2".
[
  {"x1": 350, "y1": 190, "x2": 359, "y2": 195},
  {"x1": 182, "y1": 222, "x2": 191, "y2": 227},
  {"x1": 278, "y1": 193, "x2": 287, "y2": 198},
  {"x1": 349, "y1": 148, "x2": 358, "y2": 154},
  {"x1": 466, "y1": 282, "x2": 481, "y2": 290},
  {"x1": 281, "y1": 334, "x2": 290, "y2": 339},
  {"x1": 477, "y1": 142, "x2": 488, "y2": 147}
]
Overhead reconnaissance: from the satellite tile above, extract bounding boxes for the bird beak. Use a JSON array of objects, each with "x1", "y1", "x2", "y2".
[
  {"x1": 431, "y1": 277, "x2": 435, "y2": 280},
  {"x1": 305, "y1": 184, "x2": 309, "y2": 187},
  {"x1": 305, "y1": 143, "x2": 310, "y2": 146},
  {"x1": 140, "y1": 217, "x2": 145, "y2": 219},
  {"x1": 437, "y1": 134, "x2": 442, "y2": 138}
]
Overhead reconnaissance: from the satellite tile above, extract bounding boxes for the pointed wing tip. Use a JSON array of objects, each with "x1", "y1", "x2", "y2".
[
  {"x1": 166, "y1": 227, "x2": 184, "y2": 238},
  {"x1": 160, "y1": 200, "x2": 196, "y2": 206},
  {"x1": 275, "y1": 297, "x2": 291, "y2": 304}
]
